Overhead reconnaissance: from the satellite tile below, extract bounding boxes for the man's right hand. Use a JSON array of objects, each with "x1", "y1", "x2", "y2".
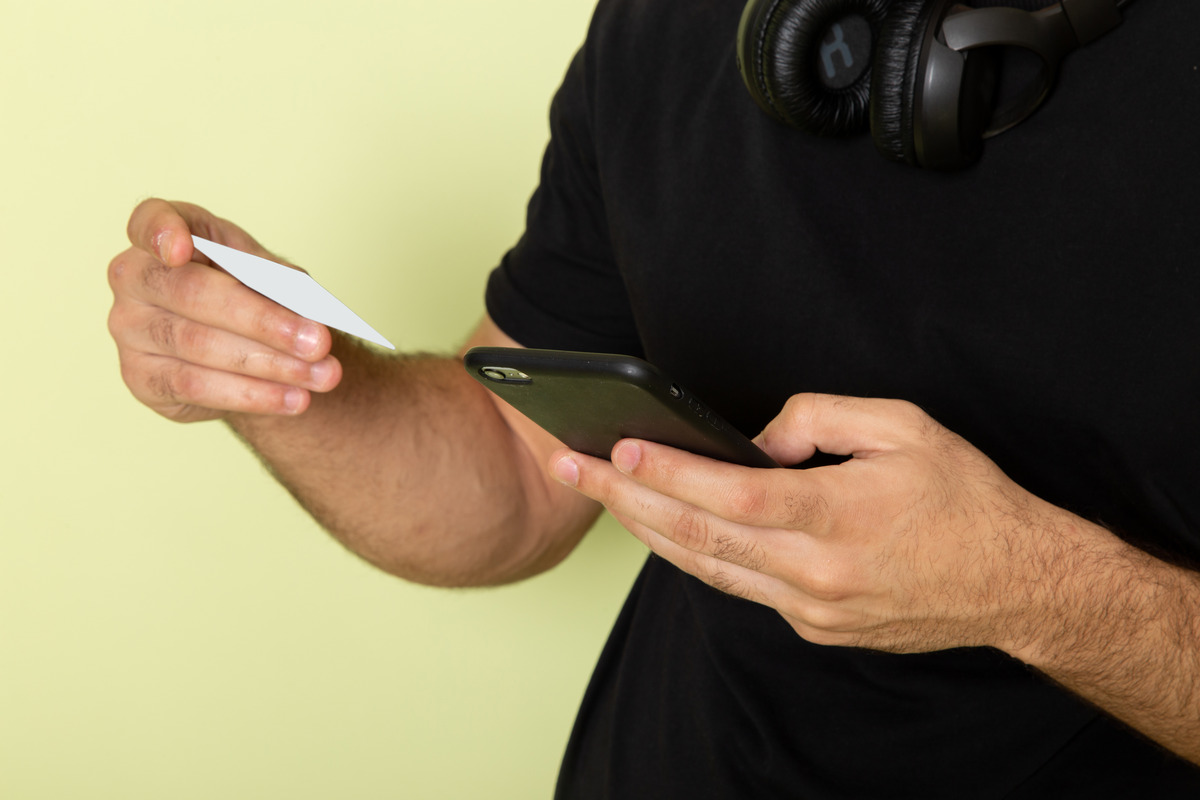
[{"x1": 107, "y1": 199, "x2": 343, "y2": 423}]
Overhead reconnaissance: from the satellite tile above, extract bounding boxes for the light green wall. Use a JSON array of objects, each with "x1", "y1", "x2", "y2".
[{"x1": 0, "y1": 2, "x2": 648, "y2": 797}]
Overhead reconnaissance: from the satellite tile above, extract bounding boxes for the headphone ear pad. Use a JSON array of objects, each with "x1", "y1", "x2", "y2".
[
  {"x1": 869, "y1": 0, "x2": 944, "y2": 164},
  {"x1": 738, "y1": 0, "x2": 890, "y2": 137}
]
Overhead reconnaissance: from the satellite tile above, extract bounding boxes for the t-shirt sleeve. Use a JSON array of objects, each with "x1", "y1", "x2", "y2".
[{"x1": 484, "y1": 42, "x2": 643, "y2": 357}]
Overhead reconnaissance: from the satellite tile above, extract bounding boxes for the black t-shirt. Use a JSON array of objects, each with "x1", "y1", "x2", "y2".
[{"x1": 486, "y1": 1, "x2": 1200, "y2": 796}]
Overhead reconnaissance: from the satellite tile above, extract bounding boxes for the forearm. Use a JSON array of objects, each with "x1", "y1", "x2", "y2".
[
  {"x1": 228, "y1": 335, "x2": 597, "y2": 587},
  {"x1": 1009, "y1": 512, "x2": 1200, "y2": 764}
]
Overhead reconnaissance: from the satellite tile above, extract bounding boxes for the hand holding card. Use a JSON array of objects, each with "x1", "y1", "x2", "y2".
[{"x1": 110, "y1": 199, "x2": 381, "y2": 420}]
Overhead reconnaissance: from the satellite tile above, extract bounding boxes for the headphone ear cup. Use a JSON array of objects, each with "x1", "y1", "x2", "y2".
[
  {"x1": 868, "y1": 0, "x2": 941, "y2": 164},
  {"x1": 737, "y1": 0, "x2": 890, "y2": 137}
]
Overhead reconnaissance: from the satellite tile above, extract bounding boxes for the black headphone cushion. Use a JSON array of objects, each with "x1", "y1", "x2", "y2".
[
  {"x1": 739, "y1": 0, "x2": 889, "y2": 137},
  {"x1": 870, "y1": 0, "x2": 945, "y2": 163}
]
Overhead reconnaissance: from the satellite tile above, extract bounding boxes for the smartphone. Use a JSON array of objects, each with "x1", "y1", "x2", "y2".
[{"x1": 463, "y1": 347, "x2": 778, "y2": 469}]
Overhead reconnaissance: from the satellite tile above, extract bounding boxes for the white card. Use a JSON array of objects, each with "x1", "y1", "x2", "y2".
[{"x1": 191, "y1": 235, "x2": 395, "y2": 350}]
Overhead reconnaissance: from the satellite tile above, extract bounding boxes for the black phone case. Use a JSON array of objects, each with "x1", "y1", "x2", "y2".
[{"x1": 464, "y1": 347, "x2": 777, "y2": 469}]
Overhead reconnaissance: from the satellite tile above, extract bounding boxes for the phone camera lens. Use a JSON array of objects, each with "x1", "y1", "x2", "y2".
[{"x1": 479, "y1": 367, "x2": 532, "y2": 384}]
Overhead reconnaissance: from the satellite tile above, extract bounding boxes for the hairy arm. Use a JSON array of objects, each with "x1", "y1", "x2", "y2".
[
  {"x1": 1008, "y1": 516, "x2": 1200, "y2": 762},
  {"x1": 109, "y1": 199, "x2": 600, "y2": 587},
  {"x1": 227, "y1": 319, "x2": 602, "y2": 586}
]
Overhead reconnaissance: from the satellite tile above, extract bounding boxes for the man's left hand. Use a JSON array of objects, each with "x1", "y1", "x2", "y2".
[{"x1": 551, "y1": 393, "x2": 1078, "y2": 654}]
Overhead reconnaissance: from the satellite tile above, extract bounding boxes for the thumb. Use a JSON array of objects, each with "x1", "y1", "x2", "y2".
[
  {"x1": 753, "y1": 393, "x2": 897, "y2": 466},
  {"x1": 126, "y1": 198, "x2": 264, "y2": 268}
]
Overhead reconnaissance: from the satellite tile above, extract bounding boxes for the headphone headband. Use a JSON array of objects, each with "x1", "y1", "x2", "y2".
[{"x1": 940, "y1": 0, "x2": 1122, "y2": 136}]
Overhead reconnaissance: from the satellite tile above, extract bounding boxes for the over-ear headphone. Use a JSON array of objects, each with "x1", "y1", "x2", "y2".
[{"x1": 736, "y1": 0, "x2": 1129, "y2": 169}]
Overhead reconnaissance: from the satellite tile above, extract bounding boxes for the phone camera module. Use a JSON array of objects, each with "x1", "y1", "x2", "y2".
[{"x1": 479, "y1": 367, "x2": 532, "y2": 384}]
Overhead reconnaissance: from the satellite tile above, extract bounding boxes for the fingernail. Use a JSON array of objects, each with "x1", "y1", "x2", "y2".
[
  {"x1": 156, "y1": 231, "x2": 174, "y2": 264},
  {"x1": 284, "y1": 388, "x2": 306, "y2": 413},
  {"x1": 310, "y1": 359, "x2": 334, "y2": 388},
  {"x1": 613, "y1": 442, "x2": 641, "y2": 473},
  {"x1": 295, "y1": 323, "x2": 322, "y2": 357},
  {"x1": 552, "y1": 455, "x2": 579, "y2": 487}
]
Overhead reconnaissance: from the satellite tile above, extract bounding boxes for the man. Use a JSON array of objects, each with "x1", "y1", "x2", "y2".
[{"x1": 108, "y1": 0, "x2": 1200, "y2": 796}]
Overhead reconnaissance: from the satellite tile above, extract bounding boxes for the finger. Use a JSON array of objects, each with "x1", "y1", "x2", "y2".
[
  {"x1": 560, "y1": 452, "x2": 882, "y2": 639},
  {"x1": 126, "y1": 199, "x2": 264, "y2": 267},
  {"x1": 615, "y1": 509, "x2": 875, "y2": 646},
  {"x1": 110, "y1": 254, "x2": 333, "y2": 362},
  {"x1": 123, "y1": 307, "x2": 341, "y2": 393},
  {"x1": 753, "y1": 393, "x2": 924, "y2": 465},
  {"x1": 551, "y1": 448, "x2": 798, "y2": 574},
  {"x1": 614, "y1": 509, "x2": 783, "y2": 604},
  {"x1": 619, "y1": 510, "x2": 868, "y2": 649},
  {"x1": 122, "y1": 352, "x2": 313, "y2": 419},
  {"x1": 609, "y1": 438, "x2": 837, "y2": 533},
  {"x1": 127, "y1": 199, "x2": 202, "y2": 267}
]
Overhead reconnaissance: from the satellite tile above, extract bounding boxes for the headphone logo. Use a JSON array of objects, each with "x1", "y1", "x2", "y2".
[
  {"x1": 817, "y1": 14, "x2": 874, "y2": 91},
  {"x1": 821, "y1": 23, "x2": 854, "y2": 80}
]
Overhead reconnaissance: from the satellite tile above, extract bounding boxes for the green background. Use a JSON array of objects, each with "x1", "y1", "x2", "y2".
[{"x1": 0, "y1": 1, "x2": 649, "y2": 797}]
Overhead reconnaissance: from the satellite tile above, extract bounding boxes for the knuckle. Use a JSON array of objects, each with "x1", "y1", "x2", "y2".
[
  {"x1": 147, "y1": 368, "x2": 179, "y2": 404},
  {"x1": 778, "y1": 596, "x2": 833, "y2": 640},
  {"x1": 147, "y1": 314, "x2": 177, "y2": 353},
  {"x1": 232, "y1": 348, "x2": 254, "y2": 374},
  {"x1": 723, "y1": 482, "x2": 769, "y2": 523},
  {"x1": 799, "y1": 560, "x2": 852, "y2": 604},
  {"x1": 708, "y1": 568, "x2": 747, "y2": 599},
  {"x1": 140, "y1": 258, "x2": 170, "y2": 296},
  {"x1": 788, "y1": 596, "x2": 845, "y2": 636},
  {"x1": 173, "y1": 366, "x2": 205, "y2": 403},
  {"x1": 671, "y1": 505, "x2": 710, "y2": 552},
  {"x1": 783, "y1": 392, "x2": 818, "y2": 423},
  {"x1": 234, "y1": 379, "x2": 261, "y2": 408},
  {"x1": 249, "y1": 303, "x2": 274, "y2": 333},
  {"x1": 711, "y1": 533, "x2": 767, "y2": 572},
  {"x1": 107, "y1": 303, "x2": 130, "y2": 342},
  {"x1": 244, "y1": 302, "x2": 292, "y2": 348},
  {"x1": 783, "y1": 490, "x2": 829, "y2": 529},
  {"x1": 176, "y1": 319, "x2": 214, "y2": 360},
  {"x1": 121, "y1": 355, "x2": 209, "y2": 421},
  {"x1": 107, "y1": 250, "x2": 131, "y2": 291},
  {"x1": 891, "y1": 398, "x2": 931, "y2": 429},
  {"x1": 147, "y1": 362, "x2": 197, "y2": 405},
  {"x1": 889, "y1": 398, "x2": 963, "y2": 453}
]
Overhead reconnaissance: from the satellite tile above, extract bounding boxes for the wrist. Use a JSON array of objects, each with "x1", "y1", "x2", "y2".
[{"x1": 997, "y1": 508, "x2": 1131, "y2": 668}]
